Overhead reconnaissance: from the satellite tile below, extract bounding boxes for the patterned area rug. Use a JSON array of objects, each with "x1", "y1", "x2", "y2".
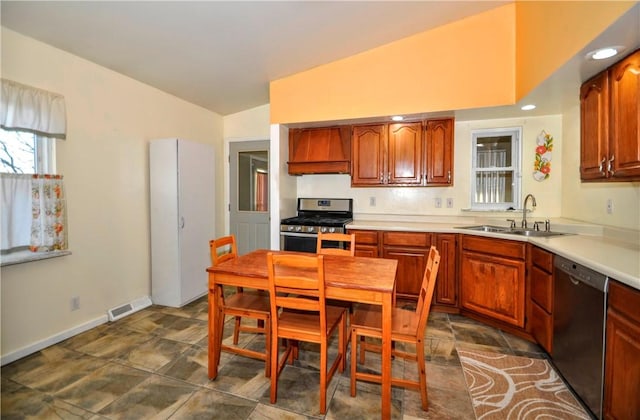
[{"x1": 458, "y1": 350, "x2": 592, "y2": 420}]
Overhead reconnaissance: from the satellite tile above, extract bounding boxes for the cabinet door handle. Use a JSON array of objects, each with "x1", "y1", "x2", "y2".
[
  {"x1": 608, "y1": 155, "x2": 615, "y2": 176},
  {"x1": 599, "y1": 157, "x2": 606, "y2": 176},
  {"x1": 380, "y1": 171, "x2": 384, "y2": 184},
  {"x1": 180, "y1": 216, "x2": 185, "y2": 229},
  {"x1": 447, "y1": 170, "x2": 452, "y2": 184}
]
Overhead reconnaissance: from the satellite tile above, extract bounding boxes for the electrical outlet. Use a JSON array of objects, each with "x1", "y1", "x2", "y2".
[
  {"x1": 369, "y1": 196, "x2": 376, "y2": 207},
  {"x1": 606, "y1": 199, "x2": 613, "y2": 214},
  {"x1": 446, "y1": 198, "x2": 454, "y2": 208},
  {"x1": 434, "y1": 198, "x2": 442, "y2": 208},
  {"x1": 71, "y1": 296, "x2": 80, "y2": 311}
]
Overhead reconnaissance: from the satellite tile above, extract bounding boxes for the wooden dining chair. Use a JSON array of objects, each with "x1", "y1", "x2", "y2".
[
  {"x1": 316, "y1": 231, "x2": 355, "y2": 256},
  {"x1": 210, "y1": 235, "x2": 271, "y2": 377},
  {"x1": 350, "y1": 245, "x2": 440, "y2": 411},
  {"x1": 266, "y1": 252, "x2": 347, "y2": 414}
]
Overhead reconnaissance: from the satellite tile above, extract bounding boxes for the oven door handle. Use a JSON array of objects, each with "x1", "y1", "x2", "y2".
[{"x1": 280, "y1": 232, "x2": 317, "y2": 238}]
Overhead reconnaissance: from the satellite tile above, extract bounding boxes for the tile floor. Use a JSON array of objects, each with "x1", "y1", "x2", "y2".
[{"x1": 1, "y1": 296, "x2": 547, "y2": 419}]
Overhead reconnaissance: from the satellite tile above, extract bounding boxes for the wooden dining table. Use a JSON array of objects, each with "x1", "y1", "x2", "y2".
[{"x1": 207, "y1": 248, "x2": 397, "y2": 419}]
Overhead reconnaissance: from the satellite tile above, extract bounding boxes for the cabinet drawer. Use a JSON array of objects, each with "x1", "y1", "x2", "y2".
[
  {"x1": 531, "y1": 246, "x2": 553, "y2": 272},
  {"x1": 609, "y1": 280, "x2": 640, "y2": 325},
  {"x1": 383, "y1": 231, "x2": 431, "y2": 247},
  {"x1": 351, "y1": 230, "x2": 379, "y2": 245},
  {"x1": 462, "y1": 236, "x2": 525, "y2": 260},
  {"x1": 530, "y1": 301, "x2": 552, "y2": 353},
  {"x1": 530, "y1": 266, "x2": 553, "y2": 313}
]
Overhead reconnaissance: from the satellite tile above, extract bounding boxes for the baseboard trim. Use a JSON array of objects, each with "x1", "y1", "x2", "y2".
[{"x1": 1, "y1": 314, "x2": 108, "y2": 366}]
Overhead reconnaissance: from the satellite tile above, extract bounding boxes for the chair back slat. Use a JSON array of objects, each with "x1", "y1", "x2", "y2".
[
  {"x1": 267, "y1": 253, "x2": 326, "y2": 318},
  {"x1": 416, "y1": 246, "x2": 440, "y2": 332},
  {"x1": 317, "y1": 232, "x2": 355, "y2": 257},
  {"x1": 210, "y1": 235, "x2": 238, "y2": 266}
]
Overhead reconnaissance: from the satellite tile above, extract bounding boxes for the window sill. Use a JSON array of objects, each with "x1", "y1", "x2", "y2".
[{"x1": 1, "y1": 249, "x2": 72, "y2": 267}]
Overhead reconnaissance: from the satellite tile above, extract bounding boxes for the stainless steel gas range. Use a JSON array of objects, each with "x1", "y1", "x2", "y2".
[{"x1": 280, "y1": 198, "x2": 353, "y2": 253}]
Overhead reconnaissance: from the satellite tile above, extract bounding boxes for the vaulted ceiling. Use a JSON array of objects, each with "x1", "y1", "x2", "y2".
[{"x1": 1, "y1": 1, "x2": 638, "y2": 120}]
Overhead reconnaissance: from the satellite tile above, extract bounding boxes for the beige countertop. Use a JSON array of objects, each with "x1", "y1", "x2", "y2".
[{"x1": 347, "y1": 219, "x2": 640, "y2": 291}]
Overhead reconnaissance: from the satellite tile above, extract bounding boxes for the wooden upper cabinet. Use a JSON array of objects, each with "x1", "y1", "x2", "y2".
[
  {"x1": 580, "y1": 71, "x2": 609, "y2": 180},
  {"x1": 351, "y1": 124, "x2": 387, "y2": 185},
  {"x1": 581, "y1": 49, "x2": 640, "y2": 182},
  {"x1": 388, "y1": 122, "x2": 422, "y2": 185},
  {"x1": 425, "y1": 118, "x2": 454, "y2": 185},
  {"x1": 351, "y1": 118, "x2": 453, "y2": 187},
  {"x1": 288, "y1": 126, "x2": 351, "y2": 175},
  {"x1": 609, "y1": 50, "x2": 640, "y2": 180}
]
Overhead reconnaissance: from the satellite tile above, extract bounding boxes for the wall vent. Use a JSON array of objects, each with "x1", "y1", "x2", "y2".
[{"x1": 108, "y1": 296, "x2": 152, "y2": 322}]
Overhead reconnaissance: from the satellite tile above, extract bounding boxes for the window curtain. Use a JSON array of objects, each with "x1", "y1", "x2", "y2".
[
  {"x1": 1, "y1": 79, "x2": 67, "y2": 139},
  {"x1": 0, "y1": 174, "x2": 68, "y2": 252},
  {"x1": 255, "y1": 171, "x2": 268, "y2": 212},
  {"x1": 30, "y1": 174, "x2": 67, "y2": 252},
  {"x1": 476, "y1": 150, "x2": 507, "y2": 203},
  {"x1": 1, "y1": 174, "x2": 32, "y2": 249}
]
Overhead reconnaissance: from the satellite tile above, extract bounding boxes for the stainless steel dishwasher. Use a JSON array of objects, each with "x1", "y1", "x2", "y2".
[{"x1": 552, "y1": 255, "x2": 608, "y2": 419}]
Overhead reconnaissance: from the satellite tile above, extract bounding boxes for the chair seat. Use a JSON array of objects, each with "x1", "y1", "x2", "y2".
[
  {"x1": 278, "y1": 305, "x2": 346, "y2": 340},
  {"x1": 350, "y1": 246, "x2": 440, "y2": 412},
  {"x1": 352, "y1": 304, "x2": 420, "y2": 339},
  {"x1": 224, "y1": 291, "x2": 271, "y2": 314}
]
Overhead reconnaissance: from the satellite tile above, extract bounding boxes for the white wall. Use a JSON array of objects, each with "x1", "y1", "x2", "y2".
[
  {"x1": 222, "y1": 105, "x2": 271, "y2": 237},
  {"x1": 0, "y1": 28, "x2": 223, "y2": 362},
  {"x1": 297, "y1": 115, "x2": 564, "y2": 221},
  {"x1": 561, "y1": 101, "x2": 640, "y2": 231}
]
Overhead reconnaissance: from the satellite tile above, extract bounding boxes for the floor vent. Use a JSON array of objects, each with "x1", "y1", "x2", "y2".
[{"x1": 108, "y1": 296, "x2": 152, "y2": 322}]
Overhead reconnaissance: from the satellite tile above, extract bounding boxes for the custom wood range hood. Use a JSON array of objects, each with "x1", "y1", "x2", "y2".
[{"x1": 288, "y1": 126, "x2": 351, "y2": 175}]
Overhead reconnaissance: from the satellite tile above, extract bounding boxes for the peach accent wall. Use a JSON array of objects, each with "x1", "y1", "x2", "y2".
[
  {"x1": 515, "y1": 1, "x2": 635, "y2": 100},
  {"x1": 270, "y1": 4, "x2": 516, "y2": 124}
]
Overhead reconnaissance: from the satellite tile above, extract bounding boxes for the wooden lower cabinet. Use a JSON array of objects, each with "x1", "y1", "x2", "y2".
[
  {"x1": 382, "y1": 231, "x2": 432, "y2": 298},
  {"x1": 349, "y1": 229, "x2": 458, "y2": 303},
  {"x1": 529, "y1": 246, "x2": 554, "y2": 353},
  {"x1": 604, "y1": 280, "x2": 640, "y2": 419},
  {"x1": 434, "y1": 233, "x2": 457, "y2": 307},
  {"x1": 351, "y1": 229, "x2": 379, "y2": 258},
  {"x1": 530, "y1": 302, "x2": 552, "y2": 352},
  {"x1": 460, "y1": 236, "x2": 526, "y2": 328}
]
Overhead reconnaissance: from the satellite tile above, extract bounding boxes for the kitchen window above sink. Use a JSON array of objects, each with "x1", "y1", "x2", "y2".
[{"x1": 470, "y1": 127, "x2": 522, "y2": 211}]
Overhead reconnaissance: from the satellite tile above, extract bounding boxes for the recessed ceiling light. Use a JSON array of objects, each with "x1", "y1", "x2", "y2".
[
  {"x1": 391, "y1": 116, "x2": 404, "y2": 121},
  {"x1": 521, "y1": 104, "x2": 536, "y2": 111},
  {"x1": 586, "y1": 46, "x2": 624, "y2": 60}
]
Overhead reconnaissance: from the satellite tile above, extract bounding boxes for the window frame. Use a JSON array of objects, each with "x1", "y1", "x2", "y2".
[
  {"x1": 470, "y1": 127, "x2": 522, "y2": 211},
  {"x1": 0, "y1": 128, "x2": 56, "y2": 175}
]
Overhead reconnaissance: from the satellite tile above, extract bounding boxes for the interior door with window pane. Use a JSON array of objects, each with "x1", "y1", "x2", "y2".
[{"x1": 229, "y1": 140, "x2": 270, "y2": 256}]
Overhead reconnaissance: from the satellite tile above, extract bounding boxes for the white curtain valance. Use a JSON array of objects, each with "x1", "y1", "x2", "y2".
[{"x1": 1, "y1": 79, "x2": 66, "y2": 139}]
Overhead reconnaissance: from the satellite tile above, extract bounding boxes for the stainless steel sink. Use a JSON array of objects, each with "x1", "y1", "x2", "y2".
[
  {"x1": 457, "y1": 225, "x2": 511, "y2": 233},
  {"x1": 506, "y1": 228, "x2": 569, "y2": 237},
  {"x1": 457, "y1": 225, "x2": 569, "y2": 237}
]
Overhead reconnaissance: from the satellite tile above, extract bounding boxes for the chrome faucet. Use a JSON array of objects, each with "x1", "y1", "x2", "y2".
[{"x1": 522, "y1": 194, "x2": 537, "y2": 228}]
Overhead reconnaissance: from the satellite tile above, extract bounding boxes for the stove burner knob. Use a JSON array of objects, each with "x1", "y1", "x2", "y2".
[
  {"x1": 320, "y1": 227, "x2": 327, "y2": 233},
  {"x1": 307, "y1": 226, "x2": 315, "y2": 233},
  {"x1": 288, "y1": 226, "x2": 294, "y2": 231},
  {"x1": 295, "y1": 226, "x2": 302, "y2": 232},
  {"x1": 329, "y1": 227, "x2": 336, "y2": 233}
]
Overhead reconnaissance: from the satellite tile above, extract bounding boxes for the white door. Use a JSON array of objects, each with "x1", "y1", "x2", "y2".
[{"x1": 229, "y1": 140, "x2": 270, "y2": 256}]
